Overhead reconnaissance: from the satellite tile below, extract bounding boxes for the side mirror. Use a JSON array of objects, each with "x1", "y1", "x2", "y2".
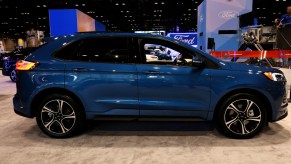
[{"x1": 192, "y1": 57, "x2": 206, "y2": 68}]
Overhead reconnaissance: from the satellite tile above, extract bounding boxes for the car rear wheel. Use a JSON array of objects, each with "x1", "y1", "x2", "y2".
[
  {"x1": 36, "y1": 94, "x2": 85, "y2": 138},
  {"x1": 217, "y1": 93, "x2": 267, "y2": 139},
  {"x1": 10, "y1": 69, "x2": 16, "y2": 82}
]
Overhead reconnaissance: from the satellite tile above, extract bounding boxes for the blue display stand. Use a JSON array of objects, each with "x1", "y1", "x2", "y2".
[
  {"x1": 197, "y1": 0, "x2": 253, "y2": 52},
  {"x1": 49, "y1": 9, "x2": 106, "y2": 37}
]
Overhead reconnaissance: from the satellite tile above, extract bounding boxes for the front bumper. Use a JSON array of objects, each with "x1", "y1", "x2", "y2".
[
  {"x1": 271, "y1": 103, "x2": 288, "y2": 122},
  {"x1": 271, "y1": 83, "x2": 289, "y2": 122}
]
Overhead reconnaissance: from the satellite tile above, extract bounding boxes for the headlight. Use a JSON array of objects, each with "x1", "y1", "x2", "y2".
[{"x1": 263, "y1": 72, "x2": 285, "y2": 81}]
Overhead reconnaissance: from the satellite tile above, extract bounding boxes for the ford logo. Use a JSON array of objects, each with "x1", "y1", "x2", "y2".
[{"x1": 218, "y1": 10, "x2": 238, "y2": 19}]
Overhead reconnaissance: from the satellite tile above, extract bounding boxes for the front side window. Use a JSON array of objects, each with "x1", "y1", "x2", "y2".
[
  {"x1": 74, "y1": 37, "x2": 131, "y2": 63},
  {"x1": 141, "y1": 40, "x2": 196, "y2": 67},
  {"x1": 140, "y1": 39, "x2": 218, "y2": 68}
]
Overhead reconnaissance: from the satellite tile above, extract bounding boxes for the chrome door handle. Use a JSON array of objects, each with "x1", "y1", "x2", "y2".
[
  {"x1": 143, "y1": 70, "x2": 160, "y2": 74},
  {"x1": 72, "y1": 68, "x2": 88, "y2": 71}
]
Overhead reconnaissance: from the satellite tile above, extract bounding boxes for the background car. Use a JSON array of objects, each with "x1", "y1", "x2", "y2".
[
  {"x1": 2, "y1": 47, "x2": 37, "y2": 82},
  {"x1": 0, "y1": 51, "x2": 10, "y2": 69}
]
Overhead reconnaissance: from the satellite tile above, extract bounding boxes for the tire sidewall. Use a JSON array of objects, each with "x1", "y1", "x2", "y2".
[
  {"x1": 36, "y1": 94, "x2": 85, "y2": 138},
  {"x1": 217, "y1": 93, "x2": 267, "y2": 139},
  {"x1": 10, "y1": 69, "x2": 16, "y2": 82}
]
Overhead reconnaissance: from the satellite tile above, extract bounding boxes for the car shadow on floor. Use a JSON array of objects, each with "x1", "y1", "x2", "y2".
[
  {"x1": 19, "y1": 120, "x2": 291, "y2": 148},
  {"x1": 86, "y1": 120, "x2": 216, "y2": 133}
]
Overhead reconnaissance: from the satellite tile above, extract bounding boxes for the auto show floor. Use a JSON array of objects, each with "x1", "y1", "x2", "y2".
[{"x1": 0, "y1": 73, "x2": 291, "y2": 164}]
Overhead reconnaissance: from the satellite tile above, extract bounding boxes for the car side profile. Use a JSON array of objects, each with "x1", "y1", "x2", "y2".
[{"x1": 13, "y1": 33, "x2": 288, "y2": 139}]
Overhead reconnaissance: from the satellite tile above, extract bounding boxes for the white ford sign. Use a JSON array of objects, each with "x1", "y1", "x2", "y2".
[{"x1": 218, "y1": 10, "x2": 238, "y2": 19}]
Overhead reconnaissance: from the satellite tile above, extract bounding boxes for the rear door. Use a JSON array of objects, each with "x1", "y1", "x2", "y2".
[{"x1": 60, "y1": 37, "x2": 139, "y2": 117}]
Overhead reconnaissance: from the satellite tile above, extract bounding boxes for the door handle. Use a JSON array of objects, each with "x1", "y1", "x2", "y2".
[
  {"x1": 72, "y1": 68, "x2": 88, "y2": 72},
  {"x1": 143, "y1": 70, "x2": 161, "y2": 74}
]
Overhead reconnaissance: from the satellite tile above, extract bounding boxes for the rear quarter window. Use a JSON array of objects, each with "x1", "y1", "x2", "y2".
[{"x1": 53, "y1": 40, "x2": 82, "y2": 60}]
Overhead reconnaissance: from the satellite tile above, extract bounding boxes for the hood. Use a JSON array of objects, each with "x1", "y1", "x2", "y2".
[{"x1": 226, "y1": 62, "x2": 279, "y2": 73}]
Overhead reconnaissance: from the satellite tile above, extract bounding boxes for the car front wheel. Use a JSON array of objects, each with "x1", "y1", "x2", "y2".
[
  {"x1": 36, "y1": 94, "x2": 85, "y2": 138},
  {"x1": 217, "y1": 93, "x2": 267, "y2": 139}
]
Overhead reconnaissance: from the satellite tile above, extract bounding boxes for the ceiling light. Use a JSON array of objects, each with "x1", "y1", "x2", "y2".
[{"x1": 115, "y1": 3, "x2": 119, "y2": 5}]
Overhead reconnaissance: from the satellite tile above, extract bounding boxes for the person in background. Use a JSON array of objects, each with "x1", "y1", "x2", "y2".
[{"x1": 278, "y1": 6, "x2": 291, "y2": 28}]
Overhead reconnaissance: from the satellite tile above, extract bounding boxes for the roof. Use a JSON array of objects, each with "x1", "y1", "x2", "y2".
[{"x1": 45, "y1": 32, "x2": 168, "y2": 42}]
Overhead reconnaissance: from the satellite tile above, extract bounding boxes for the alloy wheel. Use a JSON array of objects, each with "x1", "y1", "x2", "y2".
[
  {"x1": 40, "y1": 99, "x2": 76, "y2": 134},
  {"x1": 223, "y1": 99, "x2": 262, "y2": 135}
]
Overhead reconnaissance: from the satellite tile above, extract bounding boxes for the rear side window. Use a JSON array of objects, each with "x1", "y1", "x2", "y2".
[
  {"x1": 72, "y1": 37, "x2": 131, "y2": 64},
  {"x1": 54, "y1": 40, "x2": 82, "y2": 60}
]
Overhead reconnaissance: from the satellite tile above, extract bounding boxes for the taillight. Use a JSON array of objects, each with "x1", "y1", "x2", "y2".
[{"x1": 16, "y1": 60, "x2": 38, "y2": 71}]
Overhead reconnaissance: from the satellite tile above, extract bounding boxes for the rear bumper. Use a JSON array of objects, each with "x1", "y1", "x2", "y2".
[
  {"x1": 2, "y1": 69, "x2": 9, "y2": 76},
  {"x1": 13, "y1": 95, "x2": 33, "y2": 118}
]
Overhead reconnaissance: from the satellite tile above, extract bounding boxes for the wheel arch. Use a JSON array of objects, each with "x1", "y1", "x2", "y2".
[
  {"x1": 213, "y1": 88, "x2": 272, "y2": 122},
  {"x1": 30, "y1": 87, "x2": 85, "y2": 117}
]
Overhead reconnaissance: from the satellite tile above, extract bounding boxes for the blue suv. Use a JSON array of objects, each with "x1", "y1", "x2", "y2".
[{"x1": 13, "y1": 33, "x2": 288, "y2": 138}]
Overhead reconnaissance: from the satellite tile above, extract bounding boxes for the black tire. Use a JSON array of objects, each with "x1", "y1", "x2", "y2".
[
  {"x1": 10, "y1": 69, "x2": 16, "y2": 82},
  {"x1": 36, "y1": 94, "x2": 85, "y2": 138},
  {"x1": 217, "y1": 93, "x2": 267, "y2": 139}
]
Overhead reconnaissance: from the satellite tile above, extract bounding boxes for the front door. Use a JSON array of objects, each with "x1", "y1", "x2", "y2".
[{"x1": 136, "y1": 38, "x2": 212, "y2": 118}]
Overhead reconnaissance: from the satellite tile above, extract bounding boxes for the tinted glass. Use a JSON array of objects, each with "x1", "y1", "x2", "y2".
[
  {"x1": 75, "y1": 37, "x2": 130, "y2": 63},
  {"x1": 54, "y1": 40, "x2": 82, "y2": 60}
]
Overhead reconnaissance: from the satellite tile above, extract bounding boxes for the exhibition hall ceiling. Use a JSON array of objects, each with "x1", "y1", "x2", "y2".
[{"x1": 0, "y1": 0, "x2": 289, "y2": 37}]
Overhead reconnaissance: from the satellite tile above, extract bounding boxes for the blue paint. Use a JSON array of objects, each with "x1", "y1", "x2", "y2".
[
  {"x1": 95, "y1": 21, "x2": 106, "y2": 32},
  {"x1": 254, "y1": 18, "x2": 258, "y2": 25},
  {"x1": 49, "y1": 9, "x2": 78, "y2": 36}
]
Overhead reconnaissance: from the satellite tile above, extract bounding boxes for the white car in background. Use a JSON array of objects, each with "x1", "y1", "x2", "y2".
[{"x1": 146, "y1": 54, "x2": 158, "y2": 61}]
